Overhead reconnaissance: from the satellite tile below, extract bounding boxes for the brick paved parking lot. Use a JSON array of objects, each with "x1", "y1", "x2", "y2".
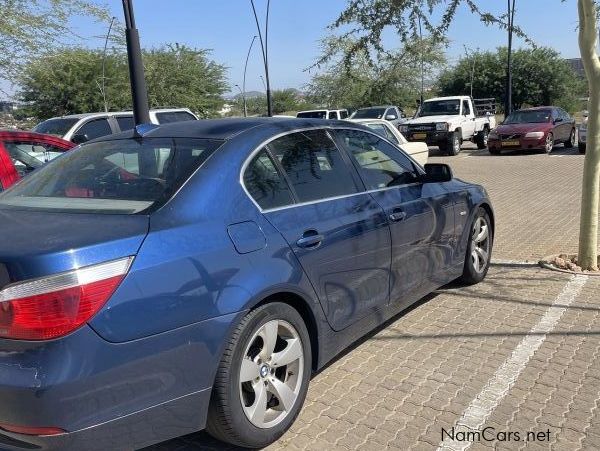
[{"x1": 145, "y1": 143, "x2": 600, "y2": 451}]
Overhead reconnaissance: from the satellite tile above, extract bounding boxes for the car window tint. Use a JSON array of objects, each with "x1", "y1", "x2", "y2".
[
  {"x1": 244, "y1": 149, "x2": 294, "y2": 210},
  {"x1": 340, "y1": 110, "x2": 348, "y2": 119},
  {"x1": 366, "y1": 124, "x2": 388, "y2": 138},
  {"x1": 462, "y1": 100, "x2": 471, "y2": 115},
  {"x1": 116, "y1": 116, "x2": 135, "y2": 132},
  {"x1": 155, "y1": 111, "x2": 196, "y2": 124},
  {"x1": 268, "y1": 130, "x2": 357, "y2": 203},
  {"x1": 76, "y1": 118, "x2": 112, "y2": 140},
  {"x1": 337, "y1": 129, "x2": 419, "y2": 189}
]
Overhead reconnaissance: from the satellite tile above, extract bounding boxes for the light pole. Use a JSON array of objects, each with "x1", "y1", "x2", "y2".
[
  {"x1": 418, "y1": 15, "x2": 424, "y2": 105},
  {"x1": 122, "y1": 0, "x2": 150, "y2": 125},
  {"x1": 100, "y1": 16, "x2": 116, "y2": 113},
  {"x1": 505, "y1": 0, "x2": 516, "y2": 116},
  {"x1": 250, "y1": 0, "x2": 272, "y2": 116},
  {"x1": 242, "y1": 35, "x2": 257, "y2": 117},
  {"x1": 463, "y1": 45, "x2": 476, "y2": 98}
]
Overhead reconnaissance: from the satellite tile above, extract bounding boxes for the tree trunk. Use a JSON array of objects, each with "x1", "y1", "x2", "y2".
[{"x1": 577, "y1": 0, "x2": 600, "y2": 270}]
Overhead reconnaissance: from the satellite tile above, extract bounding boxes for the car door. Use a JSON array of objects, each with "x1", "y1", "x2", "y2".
[
  {"x1": 248, "y1": 129, "x2": 392, "y2": 331},
  {"x1": 335, "y1": 129, "x2": 455, "y2": 307},
  {"x1": 461, "y1": 99, "x2": 476, "y2": 138}
]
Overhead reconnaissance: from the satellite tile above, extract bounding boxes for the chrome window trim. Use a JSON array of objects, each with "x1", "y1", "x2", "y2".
[{"x1": 239, "y1": 125, "x2": 425, "y2": 214}]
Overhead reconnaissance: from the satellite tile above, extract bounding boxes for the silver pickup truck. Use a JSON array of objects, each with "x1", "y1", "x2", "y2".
[{"x1": 399, "y1": 96, "x2": 496, "y2": 155}]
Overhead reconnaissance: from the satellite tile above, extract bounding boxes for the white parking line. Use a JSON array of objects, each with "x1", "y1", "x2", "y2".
[{"x1": 437, "y1": 274, "x2": 588, "y2": 451}]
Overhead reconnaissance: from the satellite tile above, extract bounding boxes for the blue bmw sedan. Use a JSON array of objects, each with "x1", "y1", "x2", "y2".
[{"x1": 0, "y1": 118, "x2": 493, "y2": 450}]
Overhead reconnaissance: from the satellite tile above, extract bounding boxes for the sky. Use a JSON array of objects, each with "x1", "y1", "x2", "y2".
[{"x1": 3, "y1": 0, "x2": 582, "y2": 98}]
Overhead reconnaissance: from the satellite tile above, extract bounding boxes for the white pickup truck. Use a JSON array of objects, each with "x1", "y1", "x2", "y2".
[{"x1": 399, "y1": 96, "x2": 496, "y2": 155}]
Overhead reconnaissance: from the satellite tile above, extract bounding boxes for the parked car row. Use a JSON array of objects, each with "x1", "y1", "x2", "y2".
[{"x1": 33, "y1": 107, "x2": 198, "y2": 144}]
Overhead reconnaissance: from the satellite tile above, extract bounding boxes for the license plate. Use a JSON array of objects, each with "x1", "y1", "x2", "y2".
[
  {"x1": 502, "y1": 140, "x2": 520, "y2": 147},
  {"x1": 412, "y1": 133, "x2": 427, "y2": 139}
]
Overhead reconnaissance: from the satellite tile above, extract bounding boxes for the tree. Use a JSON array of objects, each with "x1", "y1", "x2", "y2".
[
  {"x1": 577, "y1": 0, "x2": 599, "y2": 270},
  {"x1": 328, "y1": 0, "x2": 599, "y2": 270},
  {"x1": 438, "y1": 47, "x2": 586, "y2": 112},
  {"x1": 0, "y1": 0, "x2": 111, "y2": 87},
  {"x1": 307, "y1": 38, "x2": 445, "y2": 111},
  {"x1": 271, "y1": 89, "x2": 304, "y2": 115},
  {"x1": 18, "y1": 45, "x2": 228, "y2": 119}
]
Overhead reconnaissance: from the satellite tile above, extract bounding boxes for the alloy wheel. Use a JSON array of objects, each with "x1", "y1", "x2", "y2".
[
  {"x1": 569, "y1": 129, "x2": 576, "y2": 147},
  {"x1": 453, "y1": 134, "x2": 460, "y2": 154},
  {"x1": 471, "y1": 216, "x2": 490, "y2": 273},
  {"x1": 545, "y1": 133, "x2": 553, "y2": 153},
  {"x1": 239, "y1": 320, "x2": 304, "y2": 429}
]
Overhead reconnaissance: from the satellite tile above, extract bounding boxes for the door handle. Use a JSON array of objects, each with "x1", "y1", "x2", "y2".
[
  {"x1": 389, "y1": 210, "x2": 407, "y2": 222},
  {"x1": 296, "y1": 231, "x2": 324, "y2": 248}
]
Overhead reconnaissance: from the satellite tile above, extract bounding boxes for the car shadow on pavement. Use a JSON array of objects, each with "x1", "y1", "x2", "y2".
[{"x1": 141, "y1": 262, "x2": 582, "y2": 450}]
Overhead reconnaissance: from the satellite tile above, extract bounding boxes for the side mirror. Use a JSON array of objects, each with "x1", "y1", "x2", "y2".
[
  {"x1": 71, "y1": 134, "x2": 89, "y2": 144},
  {"x1": 385, "y1": 114, "x2": 397, "y2": 121},
  {"x1": 422, "y1": 163, "x2": 453, "y2": 183}
]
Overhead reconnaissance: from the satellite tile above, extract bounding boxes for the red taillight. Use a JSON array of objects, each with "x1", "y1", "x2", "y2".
[
  {"x1": 0, "y1": 423, "x2": 65, "y2": 436},
  {"x1": 0, "y1": 257, "x2": 133, "y2": 340}
]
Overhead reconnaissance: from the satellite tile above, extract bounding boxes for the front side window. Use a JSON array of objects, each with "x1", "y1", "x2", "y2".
[
  {"x1": 351, "y1": 108, "x2": 386, "y2": 119},
  {"x1": 243, "y1": 149, "x2": 294, "y2": 210},
  {"x1": 0, "y1": 138, "x2": 222, "y2": 214},
  {"x1": 462, "y1": 100, "x2": 471, "y2": 116},
  {"x1": 337, "y1": 129, "x2": 419, "y2": 190},
  {"x1": 296, "y1": 111, "x2": 326, "y2": 119},
  {"x1": 268, "y1": 129, "x2": 357, "y2": 203},
  {"x1": 76, "y1": 118, "x2": 113, "y2": 141},
  {"x1": 328, "y1": 111, "x2": 337, "y2": 119},
  {"x1": 340, "y1": 110, "x2": 349, "y2": 119}
]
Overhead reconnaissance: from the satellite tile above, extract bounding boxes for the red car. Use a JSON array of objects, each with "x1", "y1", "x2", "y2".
[
  {"x1": 0, "y1": 130, "x2": 74, "y2": 190},
  {"x1": 487, "y1": 106, "x2": 577, "y2": 154}
]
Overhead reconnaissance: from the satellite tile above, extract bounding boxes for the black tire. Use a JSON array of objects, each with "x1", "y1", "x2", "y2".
[
  {"x1": 206, "y1": 302, "x2": 312, "y2": 448},
  {"x1": 579, "y1": 142, "x2": 586, "y2": 154},
  {"x1": 488, "y1": 147, "x2": 501, "y2": 155},
  {"x1": 438, "y1": 142, "x2": 448, "y2": 153},
  {"x1": 459, "y1": 207, "x2": 493, "y2": 285},
  {"x1": 565, "y1": 128, "x2": 576, "y2": 148},
  {"x1": 475, "y1": 128, "x2": 489, "y2": 149},
  {"x1": 447, "y1": 131, "x2": 461, "y2": 156}
]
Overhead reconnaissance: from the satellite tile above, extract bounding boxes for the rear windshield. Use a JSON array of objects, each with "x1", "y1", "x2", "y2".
[
  {"x1": 296, "y1": 111, "x2": 327, "y2": 119},
  {"x1": 33, "y1": 118, "x2": 79, "y2": 137},
  {"x1": 155, "y1": 111, "x2": 196, "y2": 124},
  {"x1": 0, "y1": 138, "x2": 222, "y2": 214}
]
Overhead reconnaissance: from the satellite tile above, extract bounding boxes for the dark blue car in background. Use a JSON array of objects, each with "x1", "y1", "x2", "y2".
[{"x1": 0, "y1": 118, "x2": 493, "y2": 450}]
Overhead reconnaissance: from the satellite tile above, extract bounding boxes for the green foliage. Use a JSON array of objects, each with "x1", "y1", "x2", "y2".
[
  {"x1": 306, "y1": 38, "x2": 446, "y2": 110},
  {"x1": 318, "y1": 0, "x2": 528, "y2": 70},
  {"x1": 228, "y1": 89, "x2": 313, "y2": 116},
  {"x1": 18, "y1": 45, "x2": 228, "y2": 120},
  {"x1": 0, "y1": 0, "x2": 112, "y2": 86},
  {"x1": 437, "y1": 47, "x2": 587, "y2": 112}
]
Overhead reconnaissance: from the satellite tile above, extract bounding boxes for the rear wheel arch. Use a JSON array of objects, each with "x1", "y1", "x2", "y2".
[
  {"x1": 251, "y1": 291, "x2": 319, "y2": 372},
  {"x1": 479, "y1": 202, "x2": 495, "y2": 236}
]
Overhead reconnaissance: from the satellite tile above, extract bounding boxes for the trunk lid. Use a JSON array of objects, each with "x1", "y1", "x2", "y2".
[{"x1": 0, "y1": 208, "x2": 148, "y2": 284}]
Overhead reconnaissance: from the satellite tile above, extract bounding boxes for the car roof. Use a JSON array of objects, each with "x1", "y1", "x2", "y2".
[
  {"x1": 357, "y1": 105, "x2": 395, "y2": 109},
  {"x1": 42, "y1": 108, "x2": 193, "y2": 121},
  {"x1": 94, "y1": 117, "x2": 369, "y2": 142},
  {"x1": 0, "y1": 130, "x2": 75, "y2": 147},
  {"x1": 516, "y1": 106, "x2": 555, "y2": 111}
]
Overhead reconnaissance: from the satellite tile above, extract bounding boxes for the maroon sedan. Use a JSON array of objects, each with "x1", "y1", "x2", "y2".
[{"x1": 487, "y1": 106, "x2": 576, "y2": 154}]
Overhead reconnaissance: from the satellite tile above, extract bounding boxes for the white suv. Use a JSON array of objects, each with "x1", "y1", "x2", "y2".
[{"x1": 33, "y1": 108, "x2": 198, "y2": 144}]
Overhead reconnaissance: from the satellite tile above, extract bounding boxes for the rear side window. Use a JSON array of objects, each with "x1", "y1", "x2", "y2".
[
  {"x1": 155, "y1": 111, "x2": 196, "y2": 124},
  {"x1": 0, "y1": 138, "x2": 222, "y2": 214},
  {"x1": 267, "y1": 130, "x2": 357, "y2": 203},
  {"x1": 243, "y1": 150, "x2": 294, "y2": 210},
  {"x1": 33, "y1": 118, "x2": 79, "y2": 137},
  {"x1": 76, "y1": 118, "x2": 112, "y2": 141},
  {"x1": 116, "y1": 116, "x2": 135, "y2": 132},
  {"x1": 296, "y1": 111, "x2": 326, "y2": 119},
  {"x1": 328, "y1": 111, "x2": 337, "y2": 119}
]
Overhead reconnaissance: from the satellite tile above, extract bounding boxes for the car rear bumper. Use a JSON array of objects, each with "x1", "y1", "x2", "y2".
[{"x1": 0, "y1": 311, "x2": 242, "y2": 450}]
